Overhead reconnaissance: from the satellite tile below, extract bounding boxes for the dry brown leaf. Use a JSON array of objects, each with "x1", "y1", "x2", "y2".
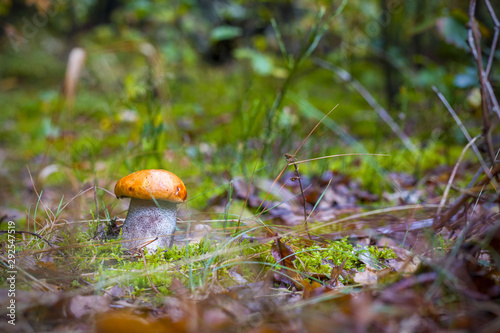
[
  {"x1": 271, "y1": 237, "x2": 300, "y2": 288},
  {"x1": 106, "y1": 285, "x2": 126, "y2": 299}
]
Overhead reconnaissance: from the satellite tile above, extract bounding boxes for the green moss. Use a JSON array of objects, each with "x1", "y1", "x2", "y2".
[{"x1": 289, "y1": 237, "x2": 396, "y2": 276}]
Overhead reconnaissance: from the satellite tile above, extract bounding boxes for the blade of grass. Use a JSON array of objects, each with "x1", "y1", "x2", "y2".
[
  {"x1": 314, "y1": 57, "x2": 419, "y2": 153},
  {"x1": 271, "y1": 18, "x2": 289, "y2": 67},
  {"x1": 306, "y1": 176, "x2": 334, "y2": 222}
]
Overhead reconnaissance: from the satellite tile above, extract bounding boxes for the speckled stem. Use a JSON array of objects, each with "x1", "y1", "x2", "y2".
[{"x1": 121, "y1": 198, "x2": 177, "y2": 252}]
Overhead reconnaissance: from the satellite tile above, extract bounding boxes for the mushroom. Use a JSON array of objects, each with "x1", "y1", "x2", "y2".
[{"x1": 114, "y1": 169, "x2": 187, "y2": 252}]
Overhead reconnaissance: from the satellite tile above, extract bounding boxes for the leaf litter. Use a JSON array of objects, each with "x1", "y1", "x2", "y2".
[
  {"x1": 2, "y1": 75, "x2": 500, "y2": 332},
  {"x1": 2, "y1": 109, "x2": 500, "y2": 332}
]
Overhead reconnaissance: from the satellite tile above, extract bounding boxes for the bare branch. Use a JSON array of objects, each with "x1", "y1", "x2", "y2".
[{"x1": 314, "y1": 57, "x2": 418, "y2": 153}]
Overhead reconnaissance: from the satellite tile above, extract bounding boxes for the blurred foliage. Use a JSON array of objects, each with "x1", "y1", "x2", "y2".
[{"x1": 1, "y1": 4, "x2": 500, "y2": 331}]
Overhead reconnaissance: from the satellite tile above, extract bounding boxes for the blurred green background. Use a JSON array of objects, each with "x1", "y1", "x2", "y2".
[{"x1": 0, "y1": 0, "x2": 496, "y2": 219}]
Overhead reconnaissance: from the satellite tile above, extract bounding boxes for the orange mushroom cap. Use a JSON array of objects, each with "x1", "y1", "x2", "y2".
[{"x1": 114, "y1": 169, "x2": 187, "y2": 203}]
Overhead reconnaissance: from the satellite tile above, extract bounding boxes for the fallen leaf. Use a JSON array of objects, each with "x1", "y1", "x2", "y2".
[
  {"x1": 353, "y1": 270, "x2": 378, "y2": 285},
  {"x1": 66, "y1": 295, "x2": 109, "y2": 319},
  {"x1": 302, "y1": 278, "x2": 329, "y2": 298},
  {"x1": 271, "y1": 237, "x2": 300, "y2": 288},
  {"x1": 106, "y1": 285, "x2": 126, "y2": 299}
]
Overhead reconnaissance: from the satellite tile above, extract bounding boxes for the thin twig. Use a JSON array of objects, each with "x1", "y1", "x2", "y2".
[
  {"x1": 467, "y1": 0, "x2": 500, "y2": 122},
  {"x1": 293, "y1": 105, "x2": 339, "y2": 156},
  {"x1": 285, "y1": 154, "x2": 311, "y2": 239},
  {"x1": 128, "y1": 237, "x2": 158, "y2": 255},
  {"x1": 289, "y1": 153, "x2": 388, "y2": 165},
  {"x1": 281, "y1": 104, "x2": 342, "y2": 238},
  {"x1": 467, "y1": 3, "x2": 496, "y2": 162},
  {"x1": 483, "y1": 80, "x2": 500, "y2": 119},
  {"x1": 98, "y1": 186, "x2": 117, "y2": 197}
]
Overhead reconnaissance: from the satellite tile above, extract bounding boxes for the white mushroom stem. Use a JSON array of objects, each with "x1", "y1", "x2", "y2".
[{"x1": 121, "y1": 198, "x2": 178, "y2": 252}]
